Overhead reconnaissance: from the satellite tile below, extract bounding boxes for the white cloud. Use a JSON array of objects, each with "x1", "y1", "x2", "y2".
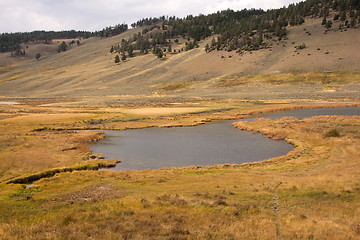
[{"x1": 0, "y1": 0, "x2": 303, "y2": 33}]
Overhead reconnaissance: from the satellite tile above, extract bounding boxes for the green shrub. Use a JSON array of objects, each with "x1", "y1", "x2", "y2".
[{"x1": 325, "y1": 129, "x2": 340, "y2": 137}]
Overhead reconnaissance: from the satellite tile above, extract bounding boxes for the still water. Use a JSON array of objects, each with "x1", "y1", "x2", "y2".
[
  {"x1": 91, "y1": 107, "x2": 360, "y2": 170},
  {"x1": 245, "y1": 106, "x2": 360, "y2": 121}
]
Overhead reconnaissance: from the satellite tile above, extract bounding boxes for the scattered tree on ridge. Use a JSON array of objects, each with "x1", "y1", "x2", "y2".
[
  {"x1": 121, "y1": 53, "x2": 126, "y2": 61},
  {"x1": 58, "y1": 41, "x2": 67, "y2": 53},
  {"x1": 114, "y1": 54, "x2": 120, "y2": 63}
]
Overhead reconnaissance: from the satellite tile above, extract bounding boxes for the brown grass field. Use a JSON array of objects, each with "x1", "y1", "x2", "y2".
[
  {"x1": 0, "y1": 101, "x2": 359, "y2": 239},
  {"x1": 0, "y1": 15, "x2": 360, "y2": 239}
]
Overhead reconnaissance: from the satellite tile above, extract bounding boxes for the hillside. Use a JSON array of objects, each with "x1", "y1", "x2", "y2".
[
  {"x1": 1, "y1": 2, "x2": 360, "y2": 239},
  {"x1": 0, "y1": 13, "x2": 359, "y2": 105}
]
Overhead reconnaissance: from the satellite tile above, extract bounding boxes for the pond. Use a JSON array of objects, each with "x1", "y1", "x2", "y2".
[
  {"x1": 244, "y1": 106, "x2": 360, "y2": 121},
  {"x1": 91, "y1": 106, "x2": 360, "y2": 171}
]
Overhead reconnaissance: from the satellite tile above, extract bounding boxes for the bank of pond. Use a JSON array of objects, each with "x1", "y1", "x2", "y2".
[
  {"x1": 8, "y1": 106, "x2": 359, "y2": 187},
  {"x1": 91, "y1": 106, "x2": 360, "y2": 171}
]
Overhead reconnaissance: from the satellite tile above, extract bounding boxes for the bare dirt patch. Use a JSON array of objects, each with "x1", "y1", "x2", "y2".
[
  {"x1": 0, "y1": 101, "x2": 20, "y2": 105},
  {"x1": 53, "y1": 183, "x2": 122, "y2": 204}
]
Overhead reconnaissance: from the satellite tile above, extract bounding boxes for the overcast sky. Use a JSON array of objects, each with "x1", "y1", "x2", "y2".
[{"x1": 0, "y1": 0, "x2": 302, "y2": 33}]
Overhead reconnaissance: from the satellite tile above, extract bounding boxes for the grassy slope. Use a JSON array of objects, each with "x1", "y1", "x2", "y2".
[{"x1": 0, "y1": 15, "x2": 359, "y2": 104}]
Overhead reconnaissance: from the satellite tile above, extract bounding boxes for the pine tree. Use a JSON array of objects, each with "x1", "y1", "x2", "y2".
[
  {"x1": 211, "y1": 37, "x2": 216, "y2": 48},
  {"x1": 156, "y1": 48, "x2": 163, "y2": 58},
  {"x1": 350, "y1": 16, "x2": 357, "y2": 26},
  {"x1": 58, "y1": 41, "x2": 67, "y2": 53},
  {"x1": 322, "y1": 16, "x2": 327, "y2": 25},
  {"x1": 121, "y1": 53, "x2": 126, "y2": 61},
  {"x1": 326, "y1": 20, "x2": 333, "y2": 29},
  {"x1": 257, "y1": 33, "x2": 263, "y2": 46},
  {"x1": 298, "y1": 17, "x2": 305, "y2": 24},
  {"x1": 290, "y1": 13, "x2": 296, "y2": 26},
  {"x1": 127, "y1": 45, "x2": 133, "y2": 57},
  {"x1": 205, "y1": 43, "x2": 210, "y2": 52},
  {"x1": 114, "y1": 55, "x2": 120, "y2": 63},
  {"x1": 140, "y1": 44, "x2": 145, "y2": 54},
  {"x1": 340, "y1": 11, "x2": 347, "y2": 21}
]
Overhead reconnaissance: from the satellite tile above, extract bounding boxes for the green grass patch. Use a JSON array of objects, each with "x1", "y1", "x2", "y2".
[{"x1": 7, "y1": 160, "x2": 117, "y2": 184}]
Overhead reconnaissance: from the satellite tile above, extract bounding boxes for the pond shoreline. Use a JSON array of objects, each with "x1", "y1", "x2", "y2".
[
  {"x1": 91, "y1": 104, "x2": 360, "y2": 171},
  {"x1": 7, "y1": 104, "x2": 360, "y2": 186}
]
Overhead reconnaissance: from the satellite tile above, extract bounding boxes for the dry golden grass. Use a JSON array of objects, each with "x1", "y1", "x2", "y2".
[
  {"x1": 0, "y1": 100, "x2": 359, "y2": 239},
  {"x1": 0, "y1": 16, "x2": 359, "y2": 102}
]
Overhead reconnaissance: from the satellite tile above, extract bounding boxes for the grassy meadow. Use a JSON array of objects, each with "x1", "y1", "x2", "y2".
[{"x1": 0, "y1": 100, "x2": 359, "y2": 239}]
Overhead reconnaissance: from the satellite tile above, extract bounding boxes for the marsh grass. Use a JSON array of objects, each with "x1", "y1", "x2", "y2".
[
  {"x1": 1, "y1": 102, "x2": 360, "y2": 239},
  {"x1": 7, "y1": 160, "x2": 117, "y2": 184}
]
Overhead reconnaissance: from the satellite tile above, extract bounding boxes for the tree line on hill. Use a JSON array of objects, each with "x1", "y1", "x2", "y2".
[
  {"x1": 110, "y1": 0, "x2": 360, "y2": 63},
  {"x1": 0, "y1": 24, "x2": 128, "y2": 53},
  {"x1": 1, "y1": 0, "x2": 360, "y2": 57},
  {"x1": 151, "y1": 0, "x2": 359, "y2": 53},
  {"x1": 0, "y1": 30, "x2": 89, "y2": 53}
]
